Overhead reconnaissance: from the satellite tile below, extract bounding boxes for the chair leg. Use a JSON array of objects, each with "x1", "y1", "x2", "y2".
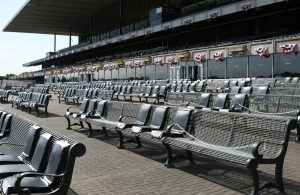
[
  {"x1": 186, "y1": 150, "x2": 194, "y2": 164},
  {"x1": 65, "y1": 117, "x2": 72, "y2": 130},
  {"x1": 247, "y1": 160, "x2": 259, "y2": 195},
  {"x1": 296, "y1": 125, "x2": 300, "y2": 143},
  {"x1": 116, "y1": 130, "x2": 124, "y2": 149},
  {"x1": 102, "y1": 127, "x2": 108, "y2": 136},
  {"x1": 135, "y1": 136, "x2": 142, "y2": 147},
  {"x1": 79, "y1": 121, "x2": 84, "y2": 128},
  {"x1": 87, "y1": 122, "x2": 93, "y2": 137},
  {"x1": 45, "y1": 107, "x2": 48, "y2": 116},
  {"x1": 275, "y1": 159, "x2": 285, "y2": 193},
  {"x1": 162, "y1": 142, "x2": 173, "y2": 168}
]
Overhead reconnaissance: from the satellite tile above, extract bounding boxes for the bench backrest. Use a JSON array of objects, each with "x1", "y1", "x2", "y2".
[
  {"x1": 149, "y1": 106, "x2": 169, "y2": 129},
  {"x1": 104, "y1": 101, "x2": 124, "y2": 121},
  {"x1": 193, "y1": 110, "x2": 295, "y2": 160},
  {"x1": 0, "y1": 113, "x2": 86, "y2": 194}
]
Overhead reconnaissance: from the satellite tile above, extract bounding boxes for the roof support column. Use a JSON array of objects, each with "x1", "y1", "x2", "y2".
[
  {"x1": 69, "y1": 25, "x2": 72, "y2": 48},
  {"x1": 119, "y1": 0, "x2": 123, "y2": 34},
  {"x1": 90, "y1": 15, "x2": 93, "y2": 42},
  {"x1": 54, "y1": 34, "x2": 56, "y2": 52}
]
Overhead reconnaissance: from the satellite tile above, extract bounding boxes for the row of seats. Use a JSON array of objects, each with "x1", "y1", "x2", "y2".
[
  {"x1": 0, "y1": 89, "x2": 10, "y2": 103},
  {"x1": 63, "y1": 100, "x2": 295, "y2": 195},
  {"x1": 11, "y1": 92, "x2": 51, "y2": 116},
  {"x1": 27, "y1": 86, "x2": 49, "y2": 94},
  {"x1": 0, "y1": 111, "x2": 85, "y2": 194},
  {"x1": 58, "y1": 88, "x2": 114, "y2": 105}
]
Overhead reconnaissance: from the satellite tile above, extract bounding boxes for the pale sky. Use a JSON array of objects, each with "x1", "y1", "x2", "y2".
[{"x1": 0, "y1": 1, "x2": 78, "y2": 76}]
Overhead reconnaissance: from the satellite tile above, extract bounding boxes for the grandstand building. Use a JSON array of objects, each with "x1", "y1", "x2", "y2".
[{"x1": 4, "y1": 0, "x2": 300, "y2": 82}]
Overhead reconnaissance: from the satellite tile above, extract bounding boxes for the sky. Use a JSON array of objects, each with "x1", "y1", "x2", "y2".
[{"x1": 0, "y1": 1, "x2": 78, "y2": 76}]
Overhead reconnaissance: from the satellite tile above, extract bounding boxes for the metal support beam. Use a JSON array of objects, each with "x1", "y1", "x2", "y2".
[
  {"x1": 54, "y1": 34, "x2": 56, "y2": 52},
  {"x1": 69, "y1": 25, "x2": 72, "y2": 48}
]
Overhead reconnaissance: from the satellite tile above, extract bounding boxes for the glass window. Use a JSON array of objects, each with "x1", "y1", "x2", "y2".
[
  {"x1": 105, "y1": 70, "x2": 112, "y2": 80},
  {"x1": 136, "y1": 66, "x2": 145, "y2": 80},
  {"x1": 207, "y1": 60, "x2": 226, "y2": 79},
  {"x1": 155, "y1": 64, "x2": 167, "y2": 80},
  {"x1": 227, "y1": 57, "x2": 247, "y2": 78},
  {"x1": 98, "y1": 70, "x2": 105, "y2": 80},
  {"x1": 274, "y1": 53, "x2": 300, "y2": 77},
  {"x1": 203, "y1": 61, "x2": 208, "y2": 79},
  {"x1": 92, "y1": 72, "x2": 99, "y2": 81},
  {"x1": 147, "y1": 65, "x2": 156, "y2": 80},
  {"x1": 249, "y1": 55, "x2": 272, "y2": 78},
  {"x1": 127, "y1": 67, "x2": 135, "y2": 80},
  {"x1": 112, "y1": 69, "x2": 119, "y2": 80},
  {"x1": 118, "y1": 68, "x2": 127, "y2": 80}
]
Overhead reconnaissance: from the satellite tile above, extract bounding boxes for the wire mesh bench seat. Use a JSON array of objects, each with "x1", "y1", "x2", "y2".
[
  {"x1": 162, "y1": 110, "x2": 296, "y2": 195},
  {"x1": 0, "y1": 110, "x2": 86, "y2": 195},
  {"x1": 0, "y1": 90, "x2": 11, "y2": 103},
  {"x1": 14, "y1": 93, "x2": 51, "y2": 117},
  {"x1": 64, "y1": 99, "x2": 98, "y2": 131},
  {"x1": 84, "y1": 101, "x2": 124, "y2": 137}
]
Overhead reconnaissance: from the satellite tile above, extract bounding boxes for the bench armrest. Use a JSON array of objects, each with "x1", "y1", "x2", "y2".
[
  {"x1": 15, "y1": 172, "x2": 64, "y2": 194},
  {"x1": 164, "y1": 123, "x2": 185, "y2": 136},
  {"x1": 251, "y1": 140, "x2": 285, "y2": 159},
  {"x1": 0, "y1": 142, "x2": 24, "y2": 146}
]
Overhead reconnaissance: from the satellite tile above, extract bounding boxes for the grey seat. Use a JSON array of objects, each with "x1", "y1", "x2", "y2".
[
  {"x1": 0, "y1": 133, "x2": 52, "y2": 179},
  {"x1": 230, "y1": 86, "x2": 241, "y2": 94},
  {"x1": 196, "y1": 93, "x2": 211, "y2": 108},
  {"x1": 241, "y1": 86, "x2": 253, "y2": 95},
  {"x1": 116, "y1": 104, "x2": 152, "y2": 148},
  {"x1": 0, "y1": 114, "x2": 13, "y2": 139},
  {"x1": 230, "y1": 94, "x2": 248, "y2": 112},
  {"x1": 0, "y1": 125, "x2": 41, "y2": 165},
  {"x1": 131, "y1": 106, "x2": 169, "y2": 133},
  {"x1": 2, "y1": 140, "x2": 71, "y2": 195}
]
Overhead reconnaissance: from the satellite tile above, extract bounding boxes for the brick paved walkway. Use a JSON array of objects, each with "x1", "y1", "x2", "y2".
[{"x1": 1, "y1": 94, "x2": 300, "y2": 195}]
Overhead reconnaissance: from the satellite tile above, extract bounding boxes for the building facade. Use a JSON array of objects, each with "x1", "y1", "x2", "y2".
[{"x1": 4, "y1": 0, "x2": 300, "y2": 82}]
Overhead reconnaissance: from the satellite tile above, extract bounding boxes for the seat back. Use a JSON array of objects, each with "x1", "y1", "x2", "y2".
[
  {"x1": 257, "y1": 86, "x2": 269, "y2": 95},
  {"x1": 230, "y1": 94, "x2": 248, "y2": 112},
  {"x1": 0, "y1": 112, "x2": 7, "y2": 129},
  {"x1": 195, "y1": 82, "x2": 204, "y2": 92},
  {"x1": 23, "y1": 125, "x2": 41, "y2": 158},
  {"x1": 151, "y1": 86, "x2": 159, "y2": 96},
  {"x1": 213, "y1": 94, "x2": 229, "y2": 109},
  {"x1": 176, "y1": 84, "x2": 183, "y2": 92},
  {"x1": 126, "y1": 85, "x2": 132, "y2": 94},
  {"x1": 231, "y1": 86, "x2": 241, "y2": 94},
  {"x1": 94, "y1": 100, "x2": 107, "y2": 117},
  {"x1": 83, "y1": 89, "x2": 89, "y2": 97},
  {"x1": 149, "y1": 106, "x2": 169, "y2": 129},
  {"x1": 45, "y1": 140, "x2": 71, "y2": 185},
  {"x1": 189, "y1": 83, "x2": 196, "y2": 92},
  {"x1": 79, "y1": 99, "x2": 90, "y2": 113},
  {"x1": 136, "y1": 104, "x2": 152, "y2": 125},
  {"x1": 285, "y1": 77, "x2": 291, "y2": 83},
  {"x1": 291, "y1": 77, "x2": 299, "y2": 84},
  {"x1": 145, "y1": 86, "x2": 153, "y2": 96},
  {"x1": 87, "y1": 89, "x2": 94, "y2": 98},
  {"x1": 170, "y1": 84, "x2": 177, "y2": 92},
  {"x1": 31, "y1": 133, "x2": 53, "y2": 172},
  {"x1": 0, "y1": 114, "x2": 12, "y2": 132},
  {"x1": 120, "y1": 86, "x2": 127, "y2": 94},
  {"x1": 241, "y1": 86, "x2": 253, "y2": 95},
  {"x1": 41, "y1": 95, "x2": 51, "y2": 106},
  {"x1": 85, "y1": 100, "x2": 97, "y2": 114},
  {"x1": 198, "y1": 93, "x2": 211, "y2": 108},
  {"x1": 159, "y1": 86, "x2": 167, "y2": 96},
  {"x1": 92, "y1": 89, "x2": 99, "y2": 98},
  {"x1": 171, "y1": 108, "x2": 192, "y2": 131},
  {"x1": 182, "y1": 83, "x2": 190, "y2": 92},
  {"x1": 238, "y1": 80, "x2": 246, "y2": 87}
]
